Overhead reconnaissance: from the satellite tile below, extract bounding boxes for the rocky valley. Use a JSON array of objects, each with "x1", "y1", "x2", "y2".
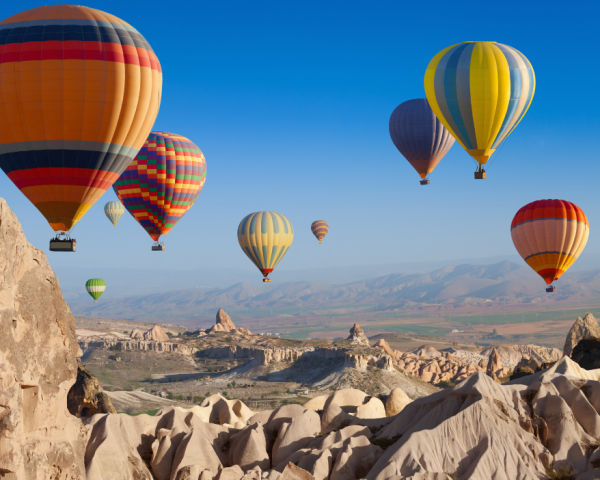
[{"x1": 5, "y1": 198, "x2": 600, "y2": 479}]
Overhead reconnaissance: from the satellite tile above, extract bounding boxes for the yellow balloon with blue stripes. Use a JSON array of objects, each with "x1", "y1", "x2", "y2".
[
  {"x1": 104, "y1": 201, "x2": 125, "y2": 227},
  {"x1": 424, "y1": 41, "x2": 535, "y2": 174},
  {"x1": 237, "y1": 212, "x2": 294, "y2": 282}
]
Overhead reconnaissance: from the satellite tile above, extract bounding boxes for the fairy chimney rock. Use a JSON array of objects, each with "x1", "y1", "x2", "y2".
[
  {"x1": 207, "y1": 308, "x2": 237, "y2": 333},
  {"x1": 348, "y1": 323, "x2": 370, "y2": 346},
  {"x1": 486, "y1": 348, "x2": 502, "y2": 383}
]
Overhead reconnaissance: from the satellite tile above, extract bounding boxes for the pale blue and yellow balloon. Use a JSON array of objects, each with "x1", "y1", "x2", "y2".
[
  {"x1": 104, "y1": 201, "x2": 125, "y2": 227},
  {"x1": 424, "y1": 41, "x2": 535, "y2": 172}
]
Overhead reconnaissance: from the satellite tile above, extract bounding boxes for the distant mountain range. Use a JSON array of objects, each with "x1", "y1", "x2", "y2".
[{"x1": 69, "y1": 260, "x2": 600, "y2": 319}]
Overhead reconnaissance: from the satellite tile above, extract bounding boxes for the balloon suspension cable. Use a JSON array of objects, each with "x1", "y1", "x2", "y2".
[
  {"x1": 485, "y1": 137, "x2": 511, "y2": 171},
  {"x1": 51, "y1": 231, "x2": 72, "y2": 241}
]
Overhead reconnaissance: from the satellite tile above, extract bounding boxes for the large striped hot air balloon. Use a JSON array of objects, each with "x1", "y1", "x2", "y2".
[
  {"x1": 311, "y1": 220, "x2": 329, "y2": 243},
  {"x1": 425, "y1": 42, "x2": 535, "y2": 179},
  {"x1": 85, "y1": 278, "x2": 106, "y2": 303},
  {"x1": 389, "y1": 99, "x2": 455, "y2": 184},
  {"x1": 0, "y1": 5, "x2": 162, "y2": 246},
  {"x1": 104, "y1": 201, "x2": 125, "y2": 227},
  {"x1": 113, "y1": 132, "x2": 207, "y2": 250},
  {"x1": 238, "y1": 212, "x2": 294, "y2": 282},
  {"x1": 511, "y1": 200, "x2": 589, "y2": 292}
]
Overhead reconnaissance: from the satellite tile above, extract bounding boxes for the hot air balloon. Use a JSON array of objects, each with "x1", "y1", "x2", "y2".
[
  {"x1": 511, "y1": 200, "x2": 589, "y2": 293},
  {"x1": 311, "y1": 220, "x2": 329, "y2": 243},
  {"x1": 104, "y1": 201, "x2": 125, "y2": 227},
  {"x1": 238, "y1": 212, "x2": 294, "y2": 282},
  {"x1": 113, "y1": 132, "x2": 207, "y2": 251},
  {"x1": 389, "y1": 99, "x2": 455, "y2": 184},
  {"x1": 0, "y1": 5, "x2": 162, "y2": 251},
  {"x1": 425, "y1": 42, "x2": 535, "y2": 179},
  {"x1": 86, "y1": 279, "x2": 106, "y2": 303}
]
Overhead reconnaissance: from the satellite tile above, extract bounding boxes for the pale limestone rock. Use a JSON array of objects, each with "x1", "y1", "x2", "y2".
[
  {"x1": 385, "y1": 388, "x2": 412, "y2": 417},
  {"x1": 564, "y1": 312, "x2": 600, "y2": 357},
  {"x1": 207, "y1": 308, "x2": 246, "y2": 334},
  {"x1": 279, "y1": 463, "x2": 315, "y2": 480},
  {"x1": 144, "y1": 325, "x2": 170, "y2": 342},
  {"x1": 0, "y1": 199, "x2": 88, "y2": 478},
  {"x1": 485, "y1": 348, "x2": 502, "y2": 383},
  {"x1": 229, "y1": 422, "x2": 270, "y2": 471},
  {"x1": 272, "y1": 410, "x2": 321, "y2": 465},
  {"x1": 356, "y1": 397, "x2": 386, "y2": 419},
  {"x1": 302, "y1": 395, "x2": 329, "y2": 412},
  {"x1": 215, "y1": 466, "x2": 244, "y2": 480},
  {"x1": 330, "y1": 436, "x2": 382, "y2": 480},
  {"x1": 171, "y1": 429, "x2": 223, "y2": 480},
  {"x1": 348, "y1": 323, "x2": 369, "y2": 346},
  {"x1": 85, "y1": 412, "x2": 160, "y2": 479},
  {"x1": 130, "y1": 328, "x2": 144, "y2": 339}
]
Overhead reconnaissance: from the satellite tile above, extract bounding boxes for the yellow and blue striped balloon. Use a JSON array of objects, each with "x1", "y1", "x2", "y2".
[
  {"x1": 237, "y1": 212, "x2": 294, "y2": 282},
  {"x1": 104, "y1": 201, "x2": 125, "y2": 227},
  {"x1": 425, "y1": 41, "x2": 535, "y2": 166}
]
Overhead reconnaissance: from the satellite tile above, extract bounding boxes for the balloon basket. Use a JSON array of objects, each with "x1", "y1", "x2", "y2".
[
  {"x1": 263, "y1": 278, "x2": 271, "y2": 282},
  {"x1": 50, "y1": 233, "x2": 76, "y2": 252},
  {"x1": 474, "y1": 166, "x2": 486, "y2": 180},
  {"x1": 546, "y1": 286, "x2": 556, "y2": 293},
  {"x1": 152, "y1": 244, "x2": 165, "y2": 251},
  {"x1": 420, "y1": 179, "x2": 430, "y2": 185}
]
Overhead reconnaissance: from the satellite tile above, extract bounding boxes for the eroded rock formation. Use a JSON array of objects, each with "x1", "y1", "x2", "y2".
[
  {"x1": 206, "y1": 309, "x2": 251, "y2": 335},
  {"x1": 67, "y1": 359, "x2": 117, "y2": 417},
  {"x1": 564, "y1": 312, "x2": 600, "y2": 357},
  {"x1": 0, "y1": 199, "x2": 87, "y2": 478},
  {"x1": 79, "y1": 339, "x2": 198, "y2": 356},
  {"x1": 144, "y1": 324, "x2": 170, "y2": 342},
  {"x1": 348, "y1": 323, "x2": 369, "y2": 346}
]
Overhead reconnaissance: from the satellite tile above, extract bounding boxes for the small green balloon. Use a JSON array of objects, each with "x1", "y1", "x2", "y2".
[{"x1": 86, "y1": 278, "x2": 106, "y2": 303}]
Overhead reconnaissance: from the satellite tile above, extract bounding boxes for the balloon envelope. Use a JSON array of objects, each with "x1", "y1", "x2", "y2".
[
  {"x1": 425, "y1": 42, "x2": 534, "y2": 165},
  {"x1": 113, "y1": 132, "x2": 207, "y2": 242},
  {"x1": 311, "y1": 220, "x2": 329, "y2": 243},
  {"x1": 389, "y1": 99, "x2": 455, "y2": 178},
  {"x1": 511, "y1": 200, "x2": 589, "y2": 285},
  {"x1": 85, "y1": 278, "x2": 106, "y2": 302},
  {"x1": 104, "y1": 201, "x2": 125, "y2": 227},
  {"x1": 0, "y1": 5, "x2": 162, "y2": 232},
  {"x1": 238, "y1": 212, "x2": 294, "y2": 279}
]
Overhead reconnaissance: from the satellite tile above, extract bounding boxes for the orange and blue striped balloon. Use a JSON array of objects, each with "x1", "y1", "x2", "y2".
[
  {"x1": 0, "y1": 5, "x2": 162, "y2": 232},
  {"x1": 113, "y1": 132, "x2": 207, "y2": 242},
  {"x1": 311, "y1": 220, "x2": 329, "y2": 244}
]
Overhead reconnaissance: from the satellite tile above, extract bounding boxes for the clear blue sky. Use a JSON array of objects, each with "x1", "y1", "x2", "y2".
[{"x1": 3, "y1": 0, "x2": 600, "y2": 277}]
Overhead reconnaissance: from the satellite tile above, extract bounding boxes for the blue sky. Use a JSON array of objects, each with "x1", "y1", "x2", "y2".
[{"x1": 3, "y1": 0, "x2": 600, "y2": 281}]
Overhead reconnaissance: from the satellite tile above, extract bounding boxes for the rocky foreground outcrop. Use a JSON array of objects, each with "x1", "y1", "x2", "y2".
[
  {"x1": 82, "y1": 356, "x2": 600, "y2": 480},
  {"x1": 0, "y1": 199, "x2": 87, "y2": 478}
]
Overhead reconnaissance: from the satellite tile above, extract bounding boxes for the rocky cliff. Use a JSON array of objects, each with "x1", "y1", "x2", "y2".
[
  {"x1": 79, "y1": 339, "x2": 198, "y2": 356},
  {"x1": 0, "y1": 199, "x2": 87, "y2": 478}
]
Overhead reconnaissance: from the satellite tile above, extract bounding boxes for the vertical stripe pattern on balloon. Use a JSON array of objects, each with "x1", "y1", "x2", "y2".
[
  {"x1": 238, "y1": 212, "x2": 294, "y2": 276},
  {"x1": 104, "y1": 201, "x2": 125, "y2": 226},
  {"x1": 424, "y1": 41, "x2": 534, "y2": 165}
]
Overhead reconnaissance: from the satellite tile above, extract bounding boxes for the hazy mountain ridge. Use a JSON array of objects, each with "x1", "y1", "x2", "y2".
[{"x1": 70, "y1": 260, "x2": 600, "y2": 318}]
